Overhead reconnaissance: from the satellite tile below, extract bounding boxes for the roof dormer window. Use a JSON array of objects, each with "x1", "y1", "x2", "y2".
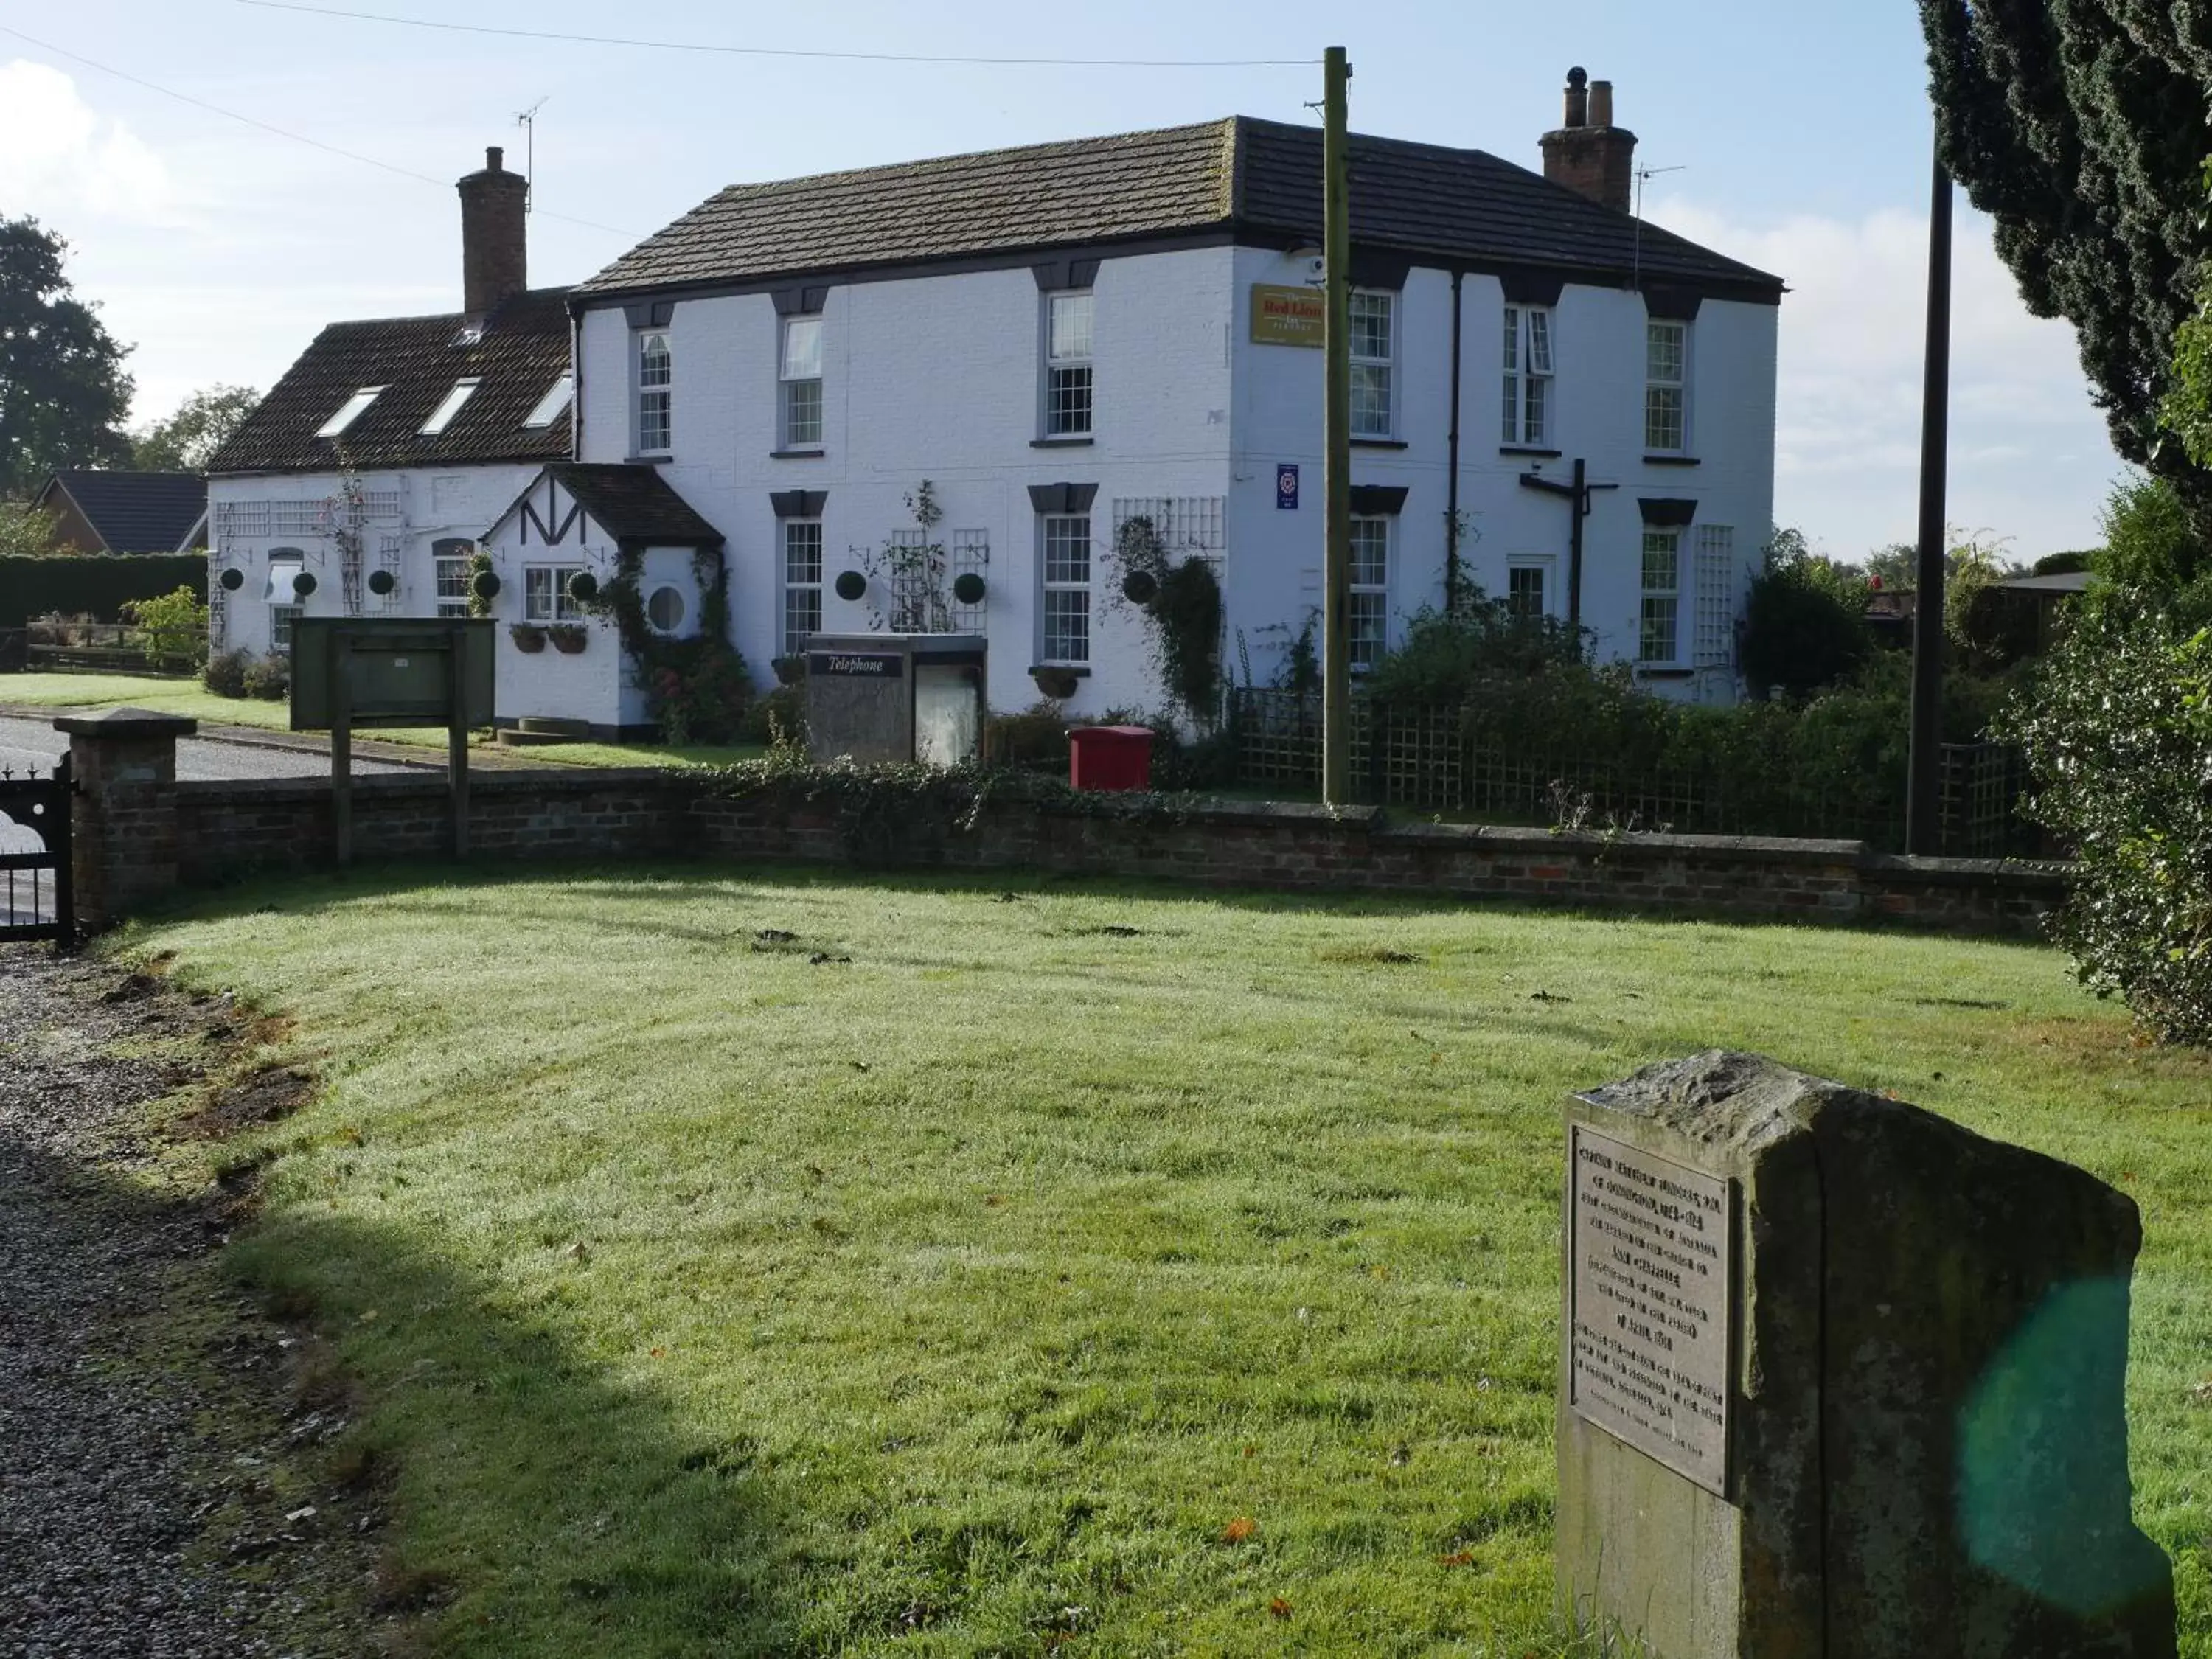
[
  {"x1": 316, "y1": 386, "x2": 384, "y2": 439},
  {"x1": 523, "y1": 373, "x2": 575, "y2": 430},
  {"x1": 419, "y1": 378, "x2": 482, "y2": 436}
]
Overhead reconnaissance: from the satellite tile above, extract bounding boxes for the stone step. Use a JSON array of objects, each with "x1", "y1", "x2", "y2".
[{"x1": 516, "y1": 716, "x2": 591, "y2": 737}]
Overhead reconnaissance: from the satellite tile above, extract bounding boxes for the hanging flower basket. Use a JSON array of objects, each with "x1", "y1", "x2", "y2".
[
  {"x1": 509, "y1": 623, "x2": 547, "y2": 653},
  {"x1": 547, "y1": 624, "x2": 589, "y2": 655}
]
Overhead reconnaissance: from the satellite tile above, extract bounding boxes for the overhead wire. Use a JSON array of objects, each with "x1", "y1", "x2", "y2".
[
  {"x1": 233, "y1": 1, "x2": 1320, "y2": 69},
  {"x1": 0, "y1": 21, "x2": 640, "y2": 237}
]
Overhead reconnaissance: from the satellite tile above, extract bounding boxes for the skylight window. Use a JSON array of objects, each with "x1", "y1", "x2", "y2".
[
  {"x1": 315, "y1": 386, "x2": 385, "y2": 439},
  {"x1": 419, "y1": 378, "x2": 482, "y2": 437},
  {"x1": 523, "y1": 373, "x2": 575, "y2": 430}
]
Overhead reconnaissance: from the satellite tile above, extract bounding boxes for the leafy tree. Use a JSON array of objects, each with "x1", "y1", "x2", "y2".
[
  {"x1": 1919, "y1": 2, "x2": 2212, "y2": 513},
  {"x1": 2004, "y1": 580, "x2": 2212, "y2": 1043},
  {"x1": 131, "y1": 384, "x2": 258, "y2": 473},
  {"x1": 1739, "y1": 529, "x2": 1871, "y2": 700},
  {"x1": 2093, "y1": 471, "x2": 2211, "y2": 588},
  {"x1": 0, "y1": 216, "x2": 133, "y2": 496},
  {"x1": 0, "y1": 499, "x2": 60, "y2": 557}
]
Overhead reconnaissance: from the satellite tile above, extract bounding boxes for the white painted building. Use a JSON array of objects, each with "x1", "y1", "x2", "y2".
[
  {"x1": 204, "y1": 148, "x2": 580, "y2": 726},
  {"x1": 209, "y1": 77, "x2": 1783, "y2": 738},
  {"x1": 545, "y1": 75, "x2": 1781, "y2": 726}
]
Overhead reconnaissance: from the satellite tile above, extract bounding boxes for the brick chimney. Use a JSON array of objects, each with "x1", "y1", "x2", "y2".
[
  {"x1": 1540, "y1": 67, "x2": 1638, "y2": 214},
  {"x1": 458, "y1": 146, "x2": 529, "y2": 320}
]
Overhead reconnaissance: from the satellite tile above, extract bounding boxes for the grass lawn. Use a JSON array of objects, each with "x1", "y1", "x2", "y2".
[
  {"x1": 0, "y1": 672, "x2": 764, "y2": 769},
  {"x1": 124, "y1": 871, "x2": 2212, "y2": 1657}
]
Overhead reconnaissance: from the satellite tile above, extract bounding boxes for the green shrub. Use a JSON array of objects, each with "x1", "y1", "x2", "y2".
[
  {"x1": 740, "y1": 684, "x2": 804, "y2": 749},
  {"x1": 984, "y1": 701, "x2": 1071, "y2": 771},
  {"x1": 120, "y1": 584, "x2": 209, "y2": 667},
  {"x1": 2093, "y1": 473, "x2": 2210, "y2": 591},
  {"x1": 240, "y1": 651, "x2": 289, "y2": 701},
  {"x1": 0, "y1": 552, "x2": 207, "y2": 629},
  {"x1": 1364, "y1": 597, "x2": 1585, "y2": 711},
  {"x1": 2004, "y1": 581, "x2": 2212, "y2": 1043},
  {"x1": 202, "y1": 647, "x2": 250, "y2": 698},
  {"x1": 647, "y1": 640, "x2": 748, "y2": 745},
  {"x1": 1739, "y1": 532, "x2": 1870, "y2": 699}
]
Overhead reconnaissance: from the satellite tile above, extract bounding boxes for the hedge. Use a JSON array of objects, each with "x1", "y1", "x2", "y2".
[{"x1": 0, "y1": 553, "x2": 209, "y2": 633}]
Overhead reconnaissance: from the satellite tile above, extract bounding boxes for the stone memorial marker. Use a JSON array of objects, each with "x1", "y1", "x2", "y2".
[{"x1": 1559, "y1": 1051, "x2": 2175, "y2": 1658}]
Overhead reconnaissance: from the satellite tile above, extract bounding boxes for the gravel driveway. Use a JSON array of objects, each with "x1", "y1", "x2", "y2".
[
  {"x1": 0, "y1": 947, "x2": 375, "y2": 1655},
  {"x1": 0, "y1": 717, "x2": 408, "y2": 783}
]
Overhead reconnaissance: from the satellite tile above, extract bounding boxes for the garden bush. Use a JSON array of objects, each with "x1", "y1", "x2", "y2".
[
  {"x1": 1739, "y1": 532, "x2": 1870, "y2": 700},
  {"x1": 240, "y1": 651, "x2": 289, "y2": 701},
  {"x1": 120, "y1": 585, "x2": 209, "y2": 668},
  {"x1": 740, "y1": 683, "x2": 804, "y2": 749},
  {"x1": 202, "y1": 647, "x2": 249, "y2": 698},
  {"x1": 2005, "y1": 580, "x2": 2212, "y2": 1043}
]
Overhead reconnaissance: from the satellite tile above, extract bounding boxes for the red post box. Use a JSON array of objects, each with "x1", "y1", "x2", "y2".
[{"x1": 1068, "y1": 724, "x2": 1154, "y2": 792}]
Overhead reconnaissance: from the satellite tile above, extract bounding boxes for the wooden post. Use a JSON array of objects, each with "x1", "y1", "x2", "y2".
[
  {"x1": 448, "y1": 643, "x2": 470, "y2": 860},
  {"x1": 330, "y1": 639, "x2": 352, "y2": 868},
  {"x1": 1321, "y1": 44, "x2": 1354, "y2": 807}
]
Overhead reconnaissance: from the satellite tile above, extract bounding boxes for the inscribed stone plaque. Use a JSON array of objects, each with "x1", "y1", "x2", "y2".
[{"x1": 1568, "y1": 1124, "x2": 1734, "y2": 1495}]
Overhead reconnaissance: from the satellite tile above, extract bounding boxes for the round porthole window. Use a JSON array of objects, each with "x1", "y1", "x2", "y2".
[{"x1": 646, "y1": 585, "x2": 687, "y2": 633}]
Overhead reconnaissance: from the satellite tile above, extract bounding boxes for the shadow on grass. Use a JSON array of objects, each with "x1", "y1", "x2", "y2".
[{"x1": 226, "y1": 1207, "x2": 813, "y2": 1655}]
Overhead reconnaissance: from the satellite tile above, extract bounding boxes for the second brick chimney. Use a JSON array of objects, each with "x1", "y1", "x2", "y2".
[
  {"x1": 1540, "y1": 67, "x2": 1637, "y2": 214},
  {"x1": 458, "y1": 146, "x2": 529, "y2": 321}
]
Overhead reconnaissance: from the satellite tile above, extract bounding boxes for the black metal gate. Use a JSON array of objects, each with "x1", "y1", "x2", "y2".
[{"x1": 0, "y1": 756, "x2": 73, "y2": 945}]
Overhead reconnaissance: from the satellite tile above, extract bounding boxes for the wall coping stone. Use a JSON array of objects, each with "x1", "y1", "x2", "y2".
[{"x1": 56, "y1": 707, "x2": 198, "y2": 740}]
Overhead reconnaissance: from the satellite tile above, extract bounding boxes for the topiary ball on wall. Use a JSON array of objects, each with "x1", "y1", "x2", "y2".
[
  {"x1": 567, "y1": 570, "x2": 599, "y2": 605},
  {"x1": 472, "y1": 568, "x2": 501, "y2": 600},
  {"x1": 835, "y1": 570, "x2": 866, "y2": 602},
  {"x1": 292, "y1": 571, "x2": 318, "y2": 597},
  {"x1": 366, "y1": 568, "x2": 396, "y2": 597},
  {"x1": 219, "y1": 566, "x2": 246, "y2": 592},
  {"x1": 952, "y1": 572, "x2": 986, "y2": 605},
  {"x1": 1121, "y1": 569, "x2": 1160, "y2": 605}
]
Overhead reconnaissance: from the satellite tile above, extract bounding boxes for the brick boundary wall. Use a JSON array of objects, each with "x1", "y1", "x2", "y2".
[{"x1": 166, "y1": 767, "x2": 2070, "y2": 938}]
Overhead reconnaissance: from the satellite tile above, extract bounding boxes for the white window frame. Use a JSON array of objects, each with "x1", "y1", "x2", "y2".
[
  {"x1": 433, "y1": 539, "x2": 473, "y2": 619},
  {"x1": 1043, "y1": 291, "x2": 1094, "y2": 438},
  {"x1": 636, "y1": 329, "x2": 673, "y2": 456},
  {"x1": 1349, "y1": 515, "x2": 1391, "y2": 671},
  {"x1": 524, "y1": 564, "x2": 586, "y2": 624},
  {"x1": 315, "y1": 386, "x2": 384, "y2": 439},
  {"x1": 523, "y1": 374, "x2": 575, "y2": 430},
  {"x1": 1040, "y1": 513, "x2": 1092, "y2": 664},
  {"x1": 1646, "y1": 321, "x2": 1688, "y2": 454},
  {"x1": 1639, "y1": 529, "x2": 1683, "y2": 665},
  {"x1": 269, "y1": 605, "x2": 303, "y2": 651},
  {"x1": 779, "y1": 316, "x2": 824, "y2": 451},
  {"x1": 1349, "y1": 290, "x2": 1396, "y2": 440},
  {"x1": 1502, "y1": 306, "x2": 1555, "y2": 448},
  {"x1": 419, "y1": 377, "x2": 481, "y2": 437},
  {"x1": 782, "y1": 519, "x2": 824, "y2": 657},
  {"x1": 1693, "y1": 525, "x2": 1737, "y2": 667},
  {"x1": 1506, "y1": 557, "x2": 1554, "y2": 622}
]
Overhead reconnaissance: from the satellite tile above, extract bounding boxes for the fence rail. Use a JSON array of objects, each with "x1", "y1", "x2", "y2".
[
  {"x1": 25, "y1": 619, "x2": 203, "y2": 677},
  {"x1": 1222, "y1": 689, "x2": 2033, "y2": 858}
]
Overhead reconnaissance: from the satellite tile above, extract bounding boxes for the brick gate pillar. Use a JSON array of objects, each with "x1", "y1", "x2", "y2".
[{"x1": 58, "y1": 708, "x2": 196, "y2": 931}]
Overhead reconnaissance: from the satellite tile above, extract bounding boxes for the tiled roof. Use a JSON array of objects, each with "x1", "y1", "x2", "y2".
[
  {"x1": 208, "y1": 287, "x2": 574, "y2": 476},
  {"x1": 519, "y1": 463, "x2": 723, "y2": 546},
  {"x1": 578, "y1": 117, "x2": 1781, "y2": 300},
  {"x1": 37, "y1": 471, "x2": 206, "y2": 552}
]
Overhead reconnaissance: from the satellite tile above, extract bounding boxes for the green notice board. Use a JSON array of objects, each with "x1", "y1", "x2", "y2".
[{"x1": 290, "y1": 619, "x2": 495, "y2": 732}]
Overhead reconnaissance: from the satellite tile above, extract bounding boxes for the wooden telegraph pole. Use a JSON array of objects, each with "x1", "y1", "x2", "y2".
[
  {"x1": 1906, "y1": 133, "x2": 1954, "y2": 856},
  {"x1": 1321, "y1": 45, "x2": 1354, "y2": 806}
]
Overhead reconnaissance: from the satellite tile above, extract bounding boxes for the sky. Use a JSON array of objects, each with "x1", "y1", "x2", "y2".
[{"x1": 0, "y1": 0, "x2": 2126, "y2": 560}]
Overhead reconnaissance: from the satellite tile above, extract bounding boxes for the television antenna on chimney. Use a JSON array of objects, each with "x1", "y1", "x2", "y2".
[
  {"x1": 1631, "y1": 162, "x2": 1686, "y2": 289},
  {"x1": 515, "y1": 96, "x2": 549, "y2": 212}
]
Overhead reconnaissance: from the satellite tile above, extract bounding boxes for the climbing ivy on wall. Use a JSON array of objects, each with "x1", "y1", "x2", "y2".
[
  {"x1": 588, "y1": 546, "x2": 751, "y2": 744},
  {"x1": 1108, "y1": 514, "x2": 1223, "y2": 726}
]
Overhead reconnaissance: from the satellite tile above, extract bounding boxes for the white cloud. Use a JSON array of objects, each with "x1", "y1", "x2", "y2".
[
  {"x1": 0, "y1": 60, "x2": 173, "y2": 223},
  {"x1": 1650, "y1": 197, "x2": 2122, "y2": 560}
]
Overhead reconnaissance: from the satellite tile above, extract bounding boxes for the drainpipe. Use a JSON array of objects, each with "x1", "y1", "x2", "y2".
[
  {"x1": 1445, "y1": 269, "x2": 1464, "y2": 613},
  {"x1": 568, "y1": 307, "x2": 583, "y2": 462}
]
